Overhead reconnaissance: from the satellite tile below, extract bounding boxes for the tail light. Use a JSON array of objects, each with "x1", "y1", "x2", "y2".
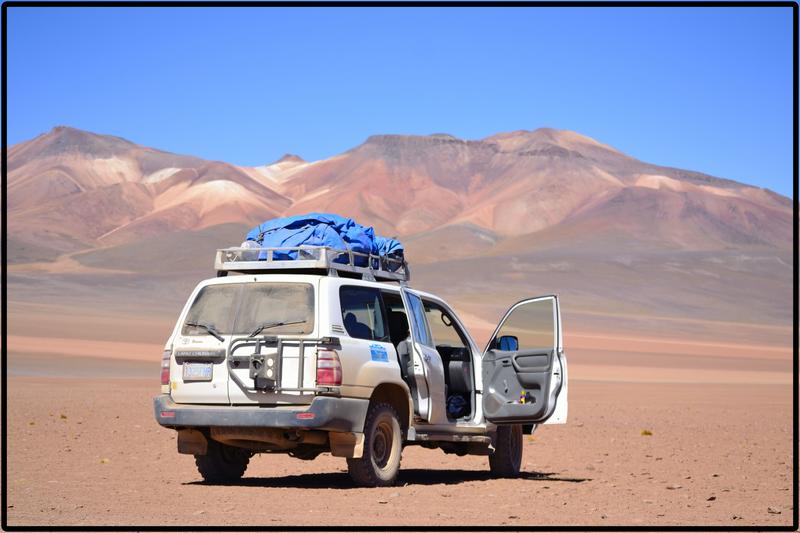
[
  {"x1": 160, "y1": 349, "x2": 171, "y2": 386},
  {"x1": 316, "y1": 349, "x2": 342, "y2": 386}
]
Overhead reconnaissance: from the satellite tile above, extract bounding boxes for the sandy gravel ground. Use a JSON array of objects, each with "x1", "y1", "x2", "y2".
[{"x1": 5, "y1": 369, "x2": 794, "y2": 528}]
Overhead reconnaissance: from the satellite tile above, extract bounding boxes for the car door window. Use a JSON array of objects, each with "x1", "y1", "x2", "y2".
[
  {"x1": 491, "y1": 298, "x2": 555, "y2": 351},
  {"x1": 423, "y1": 302, "x2": 467, "y2": 349},
  {"x1": 404, "y1": 291, "x2": 433, "y2": 347},
  {"x1": 339, "y1": 286, "x2": 388, "y2": 341},
  {"x1": 381, "y1": 291, "x2": 411, "y2": 346}
]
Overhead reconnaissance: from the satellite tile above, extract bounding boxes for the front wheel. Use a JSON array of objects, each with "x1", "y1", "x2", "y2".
[
  {"x1": 347, "y1": 402, "x2": 402, "y2": 487},
  {"x1": 195, "y1": 439, "x2": 250, "y2": 482},
  {"x1": 489, "y1": 424, "x2": 523, "y2": 477}
]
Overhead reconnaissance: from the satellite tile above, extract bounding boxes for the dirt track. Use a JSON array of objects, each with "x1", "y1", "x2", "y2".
[{"x1": 5, "y1": 369, "x2": 794, "y2": 528}]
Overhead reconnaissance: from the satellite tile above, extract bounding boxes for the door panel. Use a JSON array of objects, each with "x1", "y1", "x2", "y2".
[
  {"x1": 514, "y1": 352, "x2": 551, "y2": 372},
  {"x1": 399, "y1": 288, "x2": 447, "y2": 424},
  {"x1": 482, "y1": 296, "x2": 565, "y2": 424},
  {"x1": 482, "y1": 349, "x2": 555, "y2": 422}
]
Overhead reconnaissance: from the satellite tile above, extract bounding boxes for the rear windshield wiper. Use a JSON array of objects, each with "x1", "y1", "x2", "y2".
[
  {"x1": 185, "y1": 322, "x2": 225, "y2": 342},
  {"x1": 248, "y1": 320, "x2": 305, "y2": 338}
]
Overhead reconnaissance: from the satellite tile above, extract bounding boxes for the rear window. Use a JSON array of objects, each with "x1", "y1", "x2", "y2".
[
  {"x1": 181, "y1": 285, "x2": 239, "y2": 335},
  {"x1": 182, "y1": 282, "x2": 314, "y2": 337},
  {"x1": 234, "y1": 283, "x2": 315, "y2": 335}
]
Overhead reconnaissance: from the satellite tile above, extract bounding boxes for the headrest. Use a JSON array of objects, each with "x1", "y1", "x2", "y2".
[{"x1": 387, "y1": 310, "x2": 409, "y2": 338}]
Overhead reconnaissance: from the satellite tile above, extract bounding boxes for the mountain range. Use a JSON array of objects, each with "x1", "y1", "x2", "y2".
[{"x1": 8, "y1": 125, "x2": 791, "y2": 266}]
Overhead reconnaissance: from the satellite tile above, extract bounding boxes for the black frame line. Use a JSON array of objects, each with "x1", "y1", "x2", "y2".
[{"x1": 0, "y1": 1, "x2": 797, "y2": 531}]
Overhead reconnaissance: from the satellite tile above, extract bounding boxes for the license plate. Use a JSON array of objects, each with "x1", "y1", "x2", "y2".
[{"x1": 183, "y1": 362, "x2": 213, "y2": 382}]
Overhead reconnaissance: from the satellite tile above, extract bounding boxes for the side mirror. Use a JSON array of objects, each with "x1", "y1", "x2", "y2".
[{"x1": 496, "y1": 335, "x2": 519, "y2": 351}]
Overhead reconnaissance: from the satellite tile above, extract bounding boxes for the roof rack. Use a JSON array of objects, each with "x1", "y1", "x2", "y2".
[{"x1": 214, "y1": 246, "x2": 410, "y2": 282}]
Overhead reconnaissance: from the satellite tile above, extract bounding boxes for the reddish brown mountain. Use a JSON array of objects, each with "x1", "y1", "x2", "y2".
[
  {"x1": 7, "y1": 125, "x2": 791, "y2": 266},
  {"x1": 7, "y1": 126, "x2": 291, "y2": 260},
  {"x1": 279, "y1": 129, "x2": 790, "y2": 251}
]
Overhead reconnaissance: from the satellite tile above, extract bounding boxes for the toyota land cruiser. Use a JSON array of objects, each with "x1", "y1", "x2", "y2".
[{"x1": 154, "y1": 246, "x2": 567, "y2": 487}]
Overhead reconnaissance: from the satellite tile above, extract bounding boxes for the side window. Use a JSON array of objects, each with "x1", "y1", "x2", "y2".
[
  {"x1": 381, "y1": 291, "x2": 410, "y2": 345},
  {"x1": 423, "y1": 301, "x2": 467, "y2": 349},
  {"x1": 491, "y1": 298, "x2": 556, "y2": 351},
  {"x1": 404, "y1": 291, "x2": 433, "y2": 347},
  {"x1": 339, "y1": 286, "x2": 387, "y2": 341}
]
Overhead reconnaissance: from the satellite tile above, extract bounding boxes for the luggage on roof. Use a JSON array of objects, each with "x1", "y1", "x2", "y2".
[{"x1": 214, "y1": 213, "x2": 408, "y2": 281}]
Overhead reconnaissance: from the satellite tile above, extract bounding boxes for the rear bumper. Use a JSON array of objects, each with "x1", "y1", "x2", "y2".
[{"x1": 153, "y1": 394, "x2": 369, "y2": 433}]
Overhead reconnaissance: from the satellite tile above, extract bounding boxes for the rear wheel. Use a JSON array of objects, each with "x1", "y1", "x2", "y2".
[
  {"x1": 347, "y1": 402, "x2": 402, "y2": 487},
  {"x1": 489, "y1": 424, "x2": 523, "y2": 477},
  {"x1": 195, "y1": 440, "x2": 250, "y2": 482}
]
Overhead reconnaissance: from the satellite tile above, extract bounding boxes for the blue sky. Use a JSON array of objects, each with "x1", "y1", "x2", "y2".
[{"x1": 7, "y1": 6, "x2": 795, "y2": 196}]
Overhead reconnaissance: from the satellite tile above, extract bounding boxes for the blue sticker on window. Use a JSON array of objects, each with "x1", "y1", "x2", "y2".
[{"x1": 370, "y1": 344, "x2": 388, "y2": 362}]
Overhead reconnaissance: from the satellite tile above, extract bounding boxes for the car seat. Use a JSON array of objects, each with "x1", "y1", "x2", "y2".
[
  {"x1": 387, "y1": 311, "x2": 410, "y2": 346},
  {"x1": 344, "y1": 312, "x2": 372, "y2": 340},
  {"x1": 387, "y1": 310, "x2": 413, "y2": 383}
]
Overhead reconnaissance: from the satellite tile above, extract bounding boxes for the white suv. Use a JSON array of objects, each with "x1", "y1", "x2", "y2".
[{"x1": 154, "y1": 247, "x2": 568, "y2": 487}]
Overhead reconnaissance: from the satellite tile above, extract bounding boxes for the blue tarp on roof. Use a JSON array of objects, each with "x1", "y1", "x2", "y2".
[{"x1": 245, "y1": 213, "x2": 404, "y2": 268}]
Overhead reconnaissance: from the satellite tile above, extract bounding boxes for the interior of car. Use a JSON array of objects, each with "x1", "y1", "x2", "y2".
[
  {"x1": 380, "y1": 292, "x2": 414, "y2": 384},
  {"x1": 422, "y1": 300, "x2": 474, "y2": 420},
  {"x1": 380, "y1": 291, "x2": 474, "y2": 421}
]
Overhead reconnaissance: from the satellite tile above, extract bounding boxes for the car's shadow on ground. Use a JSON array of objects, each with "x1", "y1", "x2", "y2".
[{"x1": 186, "y1": 469, "x2": 590, "y2": 489}]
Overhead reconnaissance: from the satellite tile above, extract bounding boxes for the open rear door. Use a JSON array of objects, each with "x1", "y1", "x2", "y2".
[
  {"x1": 399, "y1": 287, "x2": 448, "y2": 424},
  {"x1": 482, "y1": 295, "x2": 567, "y2": 425}
]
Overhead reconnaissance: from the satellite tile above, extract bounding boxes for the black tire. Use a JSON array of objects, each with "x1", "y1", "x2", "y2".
[
  {"x1": 195, "y1": 439, "x2": 250, "y2": 482},
  {"x1": 347, "y1": 402, "x2": 402, "y2": 487},
  {"x1": 489, "y1": 424, "x2": 523, "y2": 477}
]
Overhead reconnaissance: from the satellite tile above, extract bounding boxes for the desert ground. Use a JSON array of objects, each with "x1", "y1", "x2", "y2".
[
  {"x1": 4, "y1": 184, "x2": 795, "y2": 528},
  {"x1": 5, "y1": 296, "x2": 794, "y2": 528}
]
